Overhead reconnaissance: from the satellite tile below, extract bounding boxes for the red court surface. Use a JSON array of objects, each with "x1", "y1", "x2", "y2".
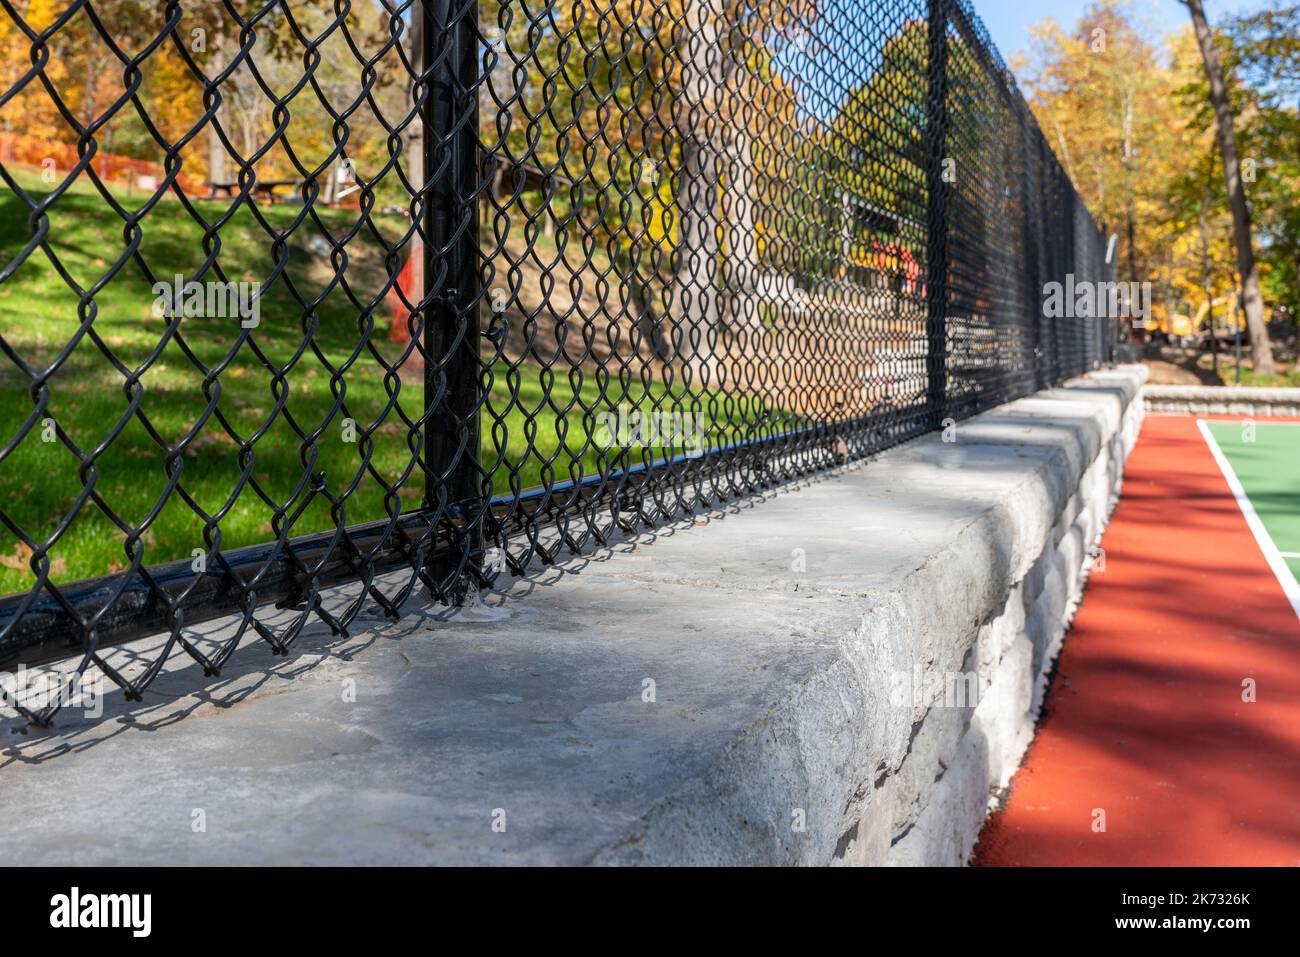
[{"x1": 975, "y1": 414, "x2": 1300, "y2": 866}]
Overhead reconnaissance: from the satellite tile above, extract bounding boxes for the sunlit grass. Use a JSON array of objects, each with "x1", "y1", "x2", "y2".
[{"x1": 0, "y1": 166, "x2": 774, "y2": 593}]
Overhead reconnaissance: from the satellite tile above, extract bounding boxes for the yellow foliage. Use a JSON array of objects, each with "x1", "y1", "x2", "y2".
[
  {"x1": 1016, "y1": 6, "x2": 1259, "y2": 316},
  {"x1": 0, "y1": 0, "x2": 67, "y2": 141}
]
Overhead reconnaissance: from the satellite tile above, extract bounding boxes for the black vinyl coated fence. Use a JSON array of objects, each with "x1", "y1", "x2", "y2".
[{"x1": 0, "y1": 0, "x2": 1114, "y2": 723}]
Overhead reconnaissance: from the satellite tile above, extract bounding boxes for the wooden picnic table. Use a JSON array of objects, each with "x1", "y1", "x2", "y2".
[{"x1": 204, "y1": 179, "x2": 303, "y2": 204}]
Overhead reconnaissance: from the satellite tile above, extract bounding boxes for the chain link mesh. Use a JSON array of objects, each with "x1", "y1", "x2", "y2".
[{"x1": 0, "y1": 0, "x2": 1113, "y2": 724}]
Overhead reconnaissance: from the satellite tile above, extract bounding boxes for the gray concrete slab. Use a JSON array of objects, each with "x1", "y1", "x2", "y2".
[
  {"x1": 1144, "y1": 383, "x2": 1300, "y2": 416},
  {"x1": 0, "y1": 366, "x2": 1147, "y2": 865}
]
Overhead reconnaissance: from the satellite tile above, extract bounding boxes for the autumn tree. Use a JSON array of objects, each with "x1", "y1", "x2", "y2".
[
  {"x1": 0, "y1": 0, "x2": 68, "y2": 143},
  {"x1": 1155, "y1": 25, "x2": 1238, "y2": 319},
  {"x1": 1229, "y1": 3, "x2": 1300, "y2": 321},
  {"x1": 1182, "y1": 0, "x2": 1275, "y2": 373},
  {"x1": 1014, "y1": 2, "x2": 1177, "y2": 287}
]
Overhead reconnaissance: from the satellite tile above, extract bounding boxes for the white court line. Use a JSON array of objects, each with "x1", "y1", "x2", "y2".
[{"x1": 1197, "y1": 419, "x2": 1300, "y2": 624}]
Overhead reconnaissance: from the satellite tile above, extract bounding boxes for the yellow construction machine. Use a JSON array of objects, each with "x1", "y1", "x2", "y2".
[{"x1": 1152, "y1": 293, "x2": 1254, "y2": 347}]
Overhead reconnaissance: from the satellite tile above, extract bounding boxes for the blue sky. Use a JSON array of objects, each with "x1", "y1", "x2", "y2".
[
  {"x1": 978, "y1": 0, "x2": 1276, "y2": 66},
  {"x1": 764, "y1": 0, "x2": 1281, "y2": 123}
]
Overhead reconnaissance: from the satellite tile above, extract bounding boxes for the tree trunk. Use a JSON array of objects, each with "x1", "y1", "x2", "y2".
[
  {"x1": 101, "y1": 125, "x2": 115, "y2": 182},
  {"x1": 625, "y1": 245, "x2": 668, "y2": 359},
  {"x1": 722, "y1": 125, "x2": 756, "y2": 329},
  {"x1": 674, "y1": 136, "x2": 721, "y2": 383},
  {"x1": 1184, "y1": 0, "x2": 1276, "y2": 374},
  {"x1": 206, "y1": 126, "x2": 226, "y2": 189},
  {"x1": 82, "y1": 46, "x2": 102, "y2": 129},
  {"x1": 1198, "y1": 169, "x2": 1216, "y2": 373},
  {"x1": 671, "y1": 1, "x2": 723, "y2": 388},
  {"x1": 206, "y1": 32, "x2": 228, "y2": 188},
  {"x1": 1121, "y1": 89, "x2": 1138, "y2": 284}
]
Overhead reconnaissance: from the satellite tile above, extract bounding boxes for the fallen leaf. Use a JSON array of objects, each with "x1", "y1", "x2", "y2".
[{"x1": 0, "y1": 541, "x2": 33, "y2": 571}]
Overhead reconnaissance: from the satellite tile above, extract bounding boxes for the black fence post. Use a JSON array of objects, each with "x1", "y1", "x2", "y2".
[
  {"x1": 924, "y1": 0, "x2": 950, "y2": 427},
  {"x1": 422, "y1": 0, "x2": 482, "y2": 598}
]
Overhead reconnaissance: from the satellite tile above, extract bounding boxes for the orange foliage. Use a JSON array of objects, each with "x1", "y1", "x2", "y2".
[{"x1": 0, "y1": 130, "x2": 205, "y2": 194}]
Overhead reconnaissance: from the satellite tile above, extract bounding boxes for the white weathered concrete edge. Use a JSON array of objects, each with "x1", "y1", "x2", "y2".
[
  {"x1": 0, "y1": 365, "x2": 1147, "y2": 866},
  {"x1": 1143, "y1": 383, "x2": 1300, "y2": 416}
]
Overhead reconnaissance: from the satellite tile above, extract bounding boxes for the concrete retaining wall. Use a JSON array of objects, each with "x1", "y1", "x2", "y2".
[
  {"x1": 1143, "y1": 383, "x2": 1300, "y2": 416},
  {"x1": 0, "y1": 366, "x2": 1147, "y2": 866}
]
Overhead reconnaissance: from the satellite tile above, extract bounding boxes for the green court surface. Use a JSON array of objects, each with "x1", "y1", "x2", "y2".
[{"x1": 1205, "y1": 420, "x2": 1300, "y2": 583}]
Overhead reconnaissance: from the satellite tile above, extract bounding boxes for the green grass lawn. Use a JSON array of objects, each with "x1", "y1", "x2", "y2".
[
  {"x1": 0, "y1": 166, "x2": 779, "y2": 594},
  {"x1": 1235, "y1": 367, "x2": 1300, "y2": 388}
]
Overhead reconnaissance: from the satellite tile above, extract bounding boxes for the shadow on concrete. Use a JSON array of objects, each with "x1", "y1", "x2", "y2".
[{"x1": 0, "y1": 375, "x2": 1136, "y2": 781}]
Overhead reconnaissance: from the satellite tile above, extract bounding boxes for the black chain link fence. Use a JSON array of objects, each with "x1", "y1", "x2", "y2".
[{"x1": 0, "y1": 0, "x2": 1114, "y2": 724}]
